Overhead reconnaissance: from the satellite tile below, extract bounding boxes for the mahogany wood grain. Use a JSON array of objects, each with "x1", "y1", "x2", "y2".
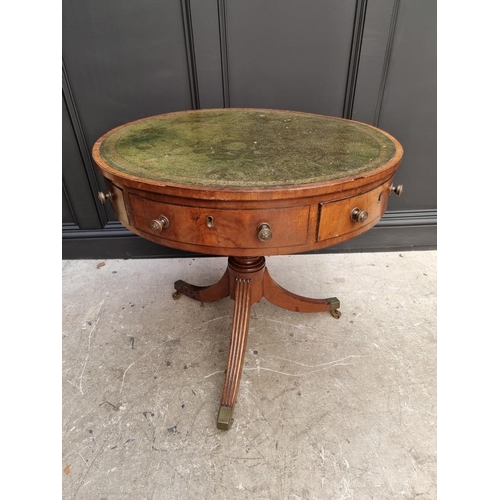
[
  {"x1": 174, "y1": 270, "x2": 229, "y2": 303},
  {"x1": 107, "y1": 182, "x2": 130, "y2": 225},
  {"x1": 102, "y1": 174, "x2": 396, "y2": 257},
  {"x1": 262, "y1": 268, "x2": 335, "y2": 313},
  {"x1": 317, "y1": 180, "x2": 391, "y2": 241},
  {"x1": 128, "y1": 193, "x2": 310, "y2": 250}
]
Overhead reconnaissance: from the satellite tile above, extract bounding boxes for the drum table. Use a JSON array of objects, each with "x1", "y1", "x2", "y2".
[{"x1": 92, "y1": 108, "x2": 403, "y2": 430}]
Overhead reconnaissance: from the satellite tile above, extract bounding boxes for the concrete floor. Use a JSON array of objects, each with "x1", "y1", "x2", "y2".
[{"x1": 62, "y1": 251, "x2": 436, "y2": 500}]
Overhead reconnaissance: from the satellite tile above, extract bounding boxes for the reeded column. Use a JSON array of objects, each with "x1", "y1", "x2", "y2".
[
  {"x1": 217, "y1": 257, "x2": 266, "y2": 430},
  {"x1": 217, "y1": 277, "x2": 253, "y2": 430}
]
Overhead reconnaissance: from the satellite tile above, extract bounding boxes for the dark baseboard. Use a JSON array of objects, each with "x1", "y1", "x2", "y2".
[{"x1": 62, "y1": 209, "x2": 436, "y2": 259}]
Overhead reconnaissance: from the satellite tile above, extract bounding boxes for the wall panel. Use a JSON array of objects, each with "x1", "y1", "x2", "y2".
[{"x1": 62, "y1": 0, "x2": 436, "y2": 258}]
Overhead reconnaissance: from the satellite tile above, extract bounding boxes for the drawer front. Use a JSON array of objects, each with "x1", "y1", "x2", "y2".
[
  {"x1": 317, "y1": 183, "x2": 390, "y2": 241},
  {"x1": 104, "y1": 180, "x2": 130, "y2": 225},
  {"x1": 129, "y1": 194, "x2": 310, "y2": 249}
]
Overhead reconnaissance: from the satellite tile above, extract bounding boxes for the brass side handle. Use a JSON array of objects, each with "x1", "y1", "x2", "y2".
[
  {"x1": 97, "y1": 191, "x2": 112, "y2": 204},
  {"x1": 351, "y1": 207, "x2": 368, "y2": 223},
  {"x1": 390, "y1": 184, "x2": 404, "y2": 196},
  {"x1": 257, "y1": 223, "x2": 272, "y2": 242},
  {"x1": 150, "y1": 215, "x2": 170, "y2": 233}
]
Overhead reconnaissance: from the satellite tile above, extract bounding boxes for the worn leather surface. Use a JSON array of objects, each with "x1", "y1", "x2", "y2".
[{"x1": 99, "y1": 109, "x2": 397, "y2": 187}]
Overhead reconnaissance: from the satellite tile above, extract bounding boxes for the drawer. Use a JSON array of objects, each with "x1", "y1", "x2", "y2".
[
  {"x1": 317, "y1": 183, "x2": 390, "y2": 241},
  {"x1": 129, "y1": 194, "x2": 310, "y2": 249},
  {"x1": 104, "y1": 180, "x2": 130, "y2": 225}
]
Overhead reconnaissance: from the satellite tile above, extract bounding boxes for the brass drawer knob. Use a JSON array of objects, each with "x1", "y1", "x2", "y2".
[
  {"x1": 257, "y1": 223, "x2": 273, "y2": 242},
  {"x1": 97, "y1": 191, "x2": 112, "y2": 204},
  {"x1": 390, "y1": 184, "x2": 404, "y2": 196},
  {"x1": 150, "y1": 215, "x2": 169, "y2": 233},
  {"x1": 351, "y1": 207, "x2": 368, "y2": 223}
]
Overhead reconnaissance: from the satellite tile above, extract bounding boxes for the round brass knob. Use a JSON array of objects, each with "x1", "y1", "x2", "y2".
[
  {"x1": 391, "y1": 184, "x2": 404, "y2": 196},
  {"x1": 150, "y1": 215, "x2": 169, "y2": 233},
  {"x1": 351, "y1": 208, "x2": 369, "y2": 223},
  {"x1": 97, "y1": 191, "x2": 112, "y2": 204},
  {"x1": 257, "y1": 223, "x2": 273, "y2": 242}
]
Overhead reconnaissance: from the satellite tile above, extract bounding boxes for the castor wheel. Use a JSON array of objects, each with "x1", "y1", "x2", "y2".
[
  {"x1": 331, "y1": 309, "x2": 341, "y2": 319},
  {"x1": 327, "y1": 297, "x2": 341, "y2": 319},
  {"x1": 172, "y1": 291, "x2": 182, "y2": 300}
]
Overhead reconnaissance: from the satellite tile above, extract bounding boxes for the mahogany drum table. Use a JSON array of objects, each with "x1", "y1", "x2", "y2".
[{"x1": 92, "y1": 108, "x2": 403, "y2": 430}]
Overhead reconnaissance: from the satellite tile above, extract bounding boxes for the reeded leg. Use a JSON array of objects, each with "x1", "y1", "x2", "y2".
[
  {"x1": 217, "y1": 277, "x2": 253, "y2": 430},
  {"x1": 173, "y1": 270, "x2": 229, "y2": 302},
  {"x1": 263, "y1": 268, "x2": 341, "y2": 318}
]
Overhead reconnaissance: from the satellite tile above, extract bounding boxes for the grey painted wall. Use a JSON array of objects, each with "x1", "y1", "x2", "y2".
[{"x1": 62, "y1": 0, "x2": 436, "y2": 258}]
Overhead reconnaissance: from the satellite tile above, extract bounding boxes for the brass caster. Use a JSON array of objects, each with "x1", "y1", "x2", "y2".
[
  {"x1": 172, "y1": 291, "x2": 182, "y2": 300},
  {"x1": 327, "y1": 297, "x2": 341, "y2": 319},
  {"x1": 217, "y1": 406, "x2": 233, "y2": 431},
  {"x1": 331, "y1": 309, "x2": 341, "y2": 319}
]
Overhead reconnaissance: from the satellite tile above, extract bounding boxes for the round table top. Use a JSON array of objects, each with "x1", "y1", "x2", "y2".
[{"x1": 94, "y1": 109, "x2": 402, "y2": 189}]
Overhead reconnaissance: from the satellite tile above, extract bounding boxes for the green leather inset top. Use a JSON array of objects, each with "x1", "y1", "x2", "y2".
[{"x1": 99, "y1": 109, "x2": 397, "y2": 188}]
